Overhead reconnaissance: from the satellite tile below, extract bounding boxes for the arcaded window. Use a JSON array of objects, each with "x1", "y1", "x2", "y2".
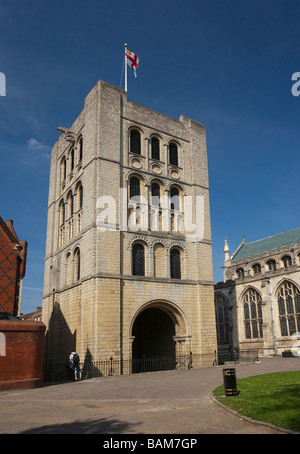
[
  {"x1": 59, "y1": 200, "x2": 65, "y2": 226},
  {"x1": 282, "y1": 255, "x2": 292, "y2": 269},
  {"x1": 151, "y1": 183, "x2": 160, "y2": 207},
  {"x1": 266, "y1": 259, "x2": 276, "y2": 271},
  {"x1": 130, "y1": 129, "x2": 141, "y2": 155},
  {"x1": 78, "y1": 137, "x2": 83, "y2": 162},
  {"x1": 70, "y1": 147, "x2": 74, "y2": 172},
  {"x1": 61, "y1": 157, "x2": 66, "y2": 183},
  {"x1": 74, "y1": 248, "x2": 80, "y2": 281},
  {"x1": 76, "y1": 183, "x2": 83, "y2": 210},
  {"x1": 215, "y1": 293, "x2": 230, "y2": 344},
  {"x1": 243, "y1": 288, "x2": 263, "y2": 339},
  {"x1": 236, "y1": 268, "x2": 244, "y2": 279},
  {"x1": 277, "y1": 280, "x2": 300, "y2": 336},
  {"x1": 170, "y1": 187, "x2": 180, "y2": 211},
  {"x1": 169, "y1": 143, "x2": 178, "y2": 166},
  {"x1": 67, "y1": 191, "x2": 73, "y2": 218},
  {"x1": 252, "y1": 263, "x2": 261, "y2": 275},
  {"x1": 130, "y1": 177, "x2": 140, "y2": 199},
  {"x1": 151, "y1": 137, "x2": 160, "y2": 160},
  {"x1": 132, "y1": 243, "x2": 145, "y2": 276},
  {"x1": 66, "y1": 252, "x2": 72, "y2": 286},
  {"x1": 170, "y1": 248, "x2": 181, "y2": 279}
]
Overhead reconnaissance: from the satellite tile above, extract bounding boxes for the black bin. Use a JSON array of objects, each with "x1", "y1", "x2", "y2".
[{"x1": 223, "y1": 368, "x2": 238, "y2": 396}]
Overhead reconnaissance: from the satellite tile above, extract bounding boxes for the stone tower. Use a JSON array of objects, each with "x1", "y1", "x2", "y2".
[{"x1": 42, "y1": 81, "x2": 217, "y2": 372}]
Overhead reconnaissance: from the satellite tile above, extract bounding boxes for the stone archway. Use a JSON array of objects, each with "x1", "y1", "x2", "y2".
[{"x1": 130, "y1": 300, "x2": 190, "y2": 372}]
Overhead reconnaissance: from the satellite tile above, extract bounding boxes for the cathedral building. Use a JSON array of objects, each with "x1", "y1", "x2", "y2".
[
  {"x1": 42, "y1": 81, "x2": 217, "y2": 372},
  {"x1": 215, "y1": 228, "x2": 300, "y2": 362}
]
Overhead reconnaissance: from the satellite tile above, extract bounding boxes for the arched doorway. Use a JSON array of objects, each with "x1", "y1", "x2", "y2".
[{"x1": 132, "y1": 307, "x2": 176, "y2": 373}]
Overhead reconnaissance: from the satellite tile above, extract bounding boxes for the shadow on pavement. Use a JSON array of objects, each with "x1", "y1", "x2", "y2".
[{"x1": 18, "y1": 416, "x2": 143, "y2": 434}]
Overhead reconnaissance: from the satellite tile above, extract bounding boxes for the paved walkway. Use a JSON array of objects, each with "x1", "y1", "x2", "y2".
[{"x1": 0, "y1": 357, "x2": 299, "y2": 434}]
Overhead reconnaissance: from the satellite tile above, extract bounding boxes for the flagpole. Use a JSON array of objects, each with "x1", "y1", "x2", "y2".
[{"x1": 124, "y1": 43, "x2": 127, "y2": 93}]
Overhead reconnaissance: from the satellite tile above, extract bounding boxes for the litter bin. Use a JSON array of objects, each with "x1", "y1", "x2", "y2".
[{"x1": 223, "y1": 368, "x2": 239, "y2": 396}]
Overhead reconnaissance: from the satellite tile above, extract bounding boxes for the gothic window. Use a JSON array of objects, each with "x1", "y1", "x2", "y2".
[
  {"x1": 151, "y1": 137, "x2": 160, "y2": 160},
  {"x1": 130, "y1": 129, "x2": 141, "y2": 155},
  {"x1": 79, "y1": 185, "x2": 83, "y2": 209},
  {"x1": 70, "y1": 147, "x2": 74, "y2": 172},
  {"x1": 61, "y1": 157, "x2": 66, "y2": 183},
  {"x1": 282, "y1": 255, "x2": 292, "y2": 269},
  {"x1": 59, "y1": 200, "x2": 65, "y2": 226},
  {"x1": 130, "y1": 177, "x2": 140, "y2": 200},
  {"x1": 74, "y1": 248, "x2": 80, "y2": 281},
  {"x1": 170, "y1": 248, "x2": 181, "y2": 279},
  {"x1": 266, "y1": 259, "x2": 276, "y2": 271},
  {"x1": 252, "y1": 263, "x2": 261, "y2": 275},
  {"x1": 67, "y1": 191, "x2": 73, "y2": 218},
  {"x1": 243, "y1": 288, "x2": 263, "y2": 339},
  {"x1": 169, "y1": 143, "x2": 178, "y2": 166},
  {"x1": 276, "y1": 280, "x2": 300, "y2": 336},
  {"x1": 215, "y1": 293, "x2": 230, "y2": 344},
  {"x1": 170, "y1": 187, "x2": 180, "y2": 211},
  {"x1": 151, "y1": 183, "x2": 160, "y2": 207},
  {"x1": 78, "y1": 137, "x2": 83, "y2": 162},
  {"x1": 76, "y1": 183, "x2": 83, "y2": 210},
  {"x1": 132, "y1": 243, "x2": 145, "y2": 276},
  {"x1": 236, "y1": 268, "x2": 244, "y2": 279},
  {"x1": 66, "y1": 252, "x2": 72, "y2": 286}
]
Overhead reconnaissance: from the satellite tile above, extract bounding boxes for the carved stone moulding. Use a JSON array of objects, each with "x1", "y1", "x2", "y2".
[
  {"x1": 130, "y1": 156, "x2": 143, "y2": 170},
  {"x1": 150, "y1": 163, "x2": 162, "y2": 175},
  {"x1": 169, "y1": 168, "x2": 180, "y2": 180}
]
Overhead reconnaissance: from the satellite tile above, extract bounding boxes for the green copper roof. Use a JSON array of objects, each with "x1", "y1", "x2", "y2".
[{"x1": 232, "y1": 227, "x2": 300, "y2": 261}]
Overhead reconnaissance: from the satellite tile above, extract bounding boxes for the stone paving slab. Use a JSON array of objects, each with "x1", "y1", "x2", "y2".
[{"x1": 0, "y1": 357, "x2": 299, "y2": 435}]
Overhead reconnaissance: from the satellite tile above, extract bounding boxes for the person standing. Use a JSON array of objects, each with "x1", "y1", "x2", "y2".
[{"x1": 70, "y1": 351, "x2": 80, "y2": 380}]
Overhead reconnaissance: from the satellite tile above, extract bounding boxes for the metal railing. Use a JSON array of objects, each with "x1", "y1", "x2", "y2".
[
  {"x1": 216, "y1": 348, "x2": 259, "y2": 365},
  {"x1": 43, "y1": 352, "x2": 215, "y2": 383}
]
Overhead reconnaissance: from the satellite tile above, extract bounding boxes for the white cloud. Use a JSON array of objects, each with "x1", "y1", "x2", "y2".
[
  {"x1": 27, "y1": 137, "x2": 50, "y2": 151},
  {"x1": 27, "y1": 138, "x2": 51, "y2": 161}
]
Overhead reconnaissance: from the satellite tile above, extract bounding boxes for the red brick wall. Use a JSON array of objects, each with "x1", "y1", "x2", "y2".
[
  {"x1": 0, "y1": 229, "x2": 20, "y2": 314},
  {"x1": 0, "y1": 321, "x2": 46, "y2": 391}
]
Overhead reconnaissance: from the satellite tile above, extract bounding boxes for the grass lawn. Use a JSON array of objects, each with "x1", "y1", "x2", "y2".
[{"x1": 213, "y1": 371, "x2": 300, "y2": 432}]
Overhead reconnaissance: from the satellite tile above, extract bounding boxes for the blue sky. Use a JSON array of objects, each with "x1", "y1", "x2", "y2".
[{"x1": 1, "y1": 0, "x2": 300, "y2": 313}]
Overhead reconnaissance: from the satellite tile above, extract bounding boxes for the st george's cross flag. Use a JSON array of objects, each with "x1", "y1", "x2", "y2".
[{"x1": 125, "y1": 49, "x2": 139, "y2": 77}]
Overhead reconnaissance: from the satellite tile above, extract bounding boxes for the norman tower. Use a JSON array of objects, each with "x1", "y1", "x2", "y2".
[{"x1": 42, "y1": 81, "x2": 217, "y2": 372}]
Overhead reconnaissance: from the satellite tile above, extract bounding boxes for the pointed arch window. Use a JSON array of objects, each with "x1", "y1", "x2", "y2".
[
  {"x1": 170, "y1": 248, "x2": 181, "y2": 279},
  {"x1": 130, "y1": 129, "x2": 141, "y2": 155},
  {"x1": 59, "y1": 200, "x2": 65, "y2": 226},
  {"x1": 132, "y1": 243, "x2": 145, "y2": 276},
  {"x1": 215, "y1": 293, "x2": 230, "y2": 344},
  {"x1": 70, "y1": 147, "x2": 74, "y2": 172},
  {"x1": 78, "y1": 137, "x2": 83, "y2": 162},
  {"x1": 67, "y1": 191, "x2": 73, "y2": 218},
  {"x1": 243, "y1": 288, "x2": 263, "y2": 339},
  {"x1": 151, "y1": 137, "x2": 160, "y2": 160},
  {"x1": 61, "y1": 157, "x2": 66, "y2": 183},
  {"x1": 76, "y1": 183, "x2": 83, "y2": 210},
  {"x1": 277, "y1": 280, "x2": 300, "y2": 336},
  {"x1": 66, "y1": 252, "x2": 72, "y2": 286},
  {"x1": 74, "y1": 248, "x2": 80, "y2": 281},
  {"x1": 169, "y1": 143, "x2": 178, "y2": 166}
]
